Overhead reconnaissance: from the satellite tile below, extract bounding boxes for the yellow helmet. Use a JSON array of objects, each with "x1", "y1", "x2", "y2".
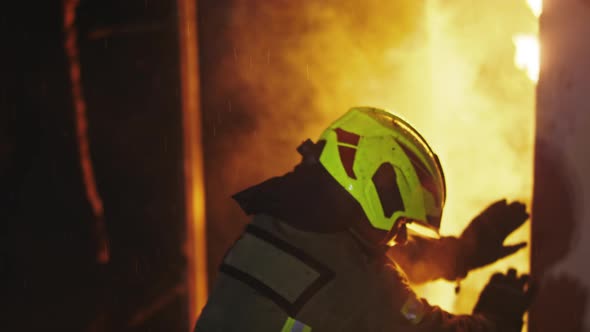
[{"x1": 318, "y1": 107, "x2": 446, "y2": 244}]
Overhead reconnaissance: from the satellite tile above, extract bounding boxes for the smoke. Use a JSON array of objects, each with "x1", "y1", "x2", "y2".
[{"x1": 212, "y1": 0, "x2": 536, "y2": 314}]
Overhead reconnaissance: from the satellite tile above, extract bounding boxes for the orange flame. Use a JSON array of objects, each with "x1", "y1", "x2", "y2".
[
  {"x1": 513, "y1": 0, "x2": 542, "y2": 82},
  {"x1": 514, "y1": 35, "x2": 540, "y2": 82},
  {"x1": 527, "y1": 0, "x2": 543, "y2": 17}
]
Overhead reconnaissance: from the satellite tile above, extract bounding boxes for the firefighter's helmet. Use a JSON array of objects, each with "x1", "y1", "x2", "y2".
[{"x1": 318, "y1": 107, "x2": 446, "y2": 245}]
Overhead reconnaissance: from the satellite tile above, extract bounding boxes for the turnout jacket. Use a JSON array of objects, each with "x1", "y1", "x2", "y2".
[
  {"x1": 194, "y1": 214, "x2": 494, "y2": 332},
  {"x1": 195, "y1": 162, "x2": 494, "y2": 331}
]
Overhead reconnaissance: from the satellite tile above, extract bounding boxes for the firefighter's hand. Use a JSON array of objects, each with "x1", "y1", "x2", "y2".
[
  {"x1": 473, "y1": 269, "x2": 535, "y2": 331},
  {"x1": 459, "y1": 199, "x2": 529, "y2": 271}
]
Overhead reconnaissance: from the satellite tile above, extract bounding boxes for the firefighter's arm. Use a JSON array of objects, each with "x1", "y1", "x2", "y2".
[
  {"x1": 378, "y1": 264, "x2": 533, "y2": 332},
  {"x1": 388, "y1": 235, "x2": 467, "y2": 284},
  {"x1": 377, "y1": 262, "x2": 494, "y2": 332},
  {"x1": 389, "y1": 199, "x2": 529, "y2": 284}
]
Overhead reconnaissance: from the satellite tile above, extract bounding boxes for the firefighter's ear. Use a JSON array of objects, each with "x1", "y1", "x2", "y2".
[{"x1": 297, "y1": 139, "x2": 326, "y2": 165}]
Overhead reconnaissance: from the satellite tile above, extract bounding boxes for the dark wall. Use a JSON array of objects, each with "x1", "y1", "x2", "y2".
[{"x1": 2, "y1": 1, "x2": 190, "y2": 331}]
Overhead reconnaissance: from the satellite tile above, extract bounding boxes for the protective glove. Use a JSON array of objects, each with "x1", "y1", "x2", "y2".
[
  {"x1": 459, "y1": 199, "x2": 529, "y2": 272},
  {"x1": 473, "y1": 268, "x2": 535, "y2": 332}
]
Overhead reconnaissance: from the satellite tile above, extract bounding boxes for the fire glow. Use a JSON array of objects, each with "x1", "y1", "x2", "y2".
[{"x1": 412, "y1": 0, "x2": 539, "y2": 315}]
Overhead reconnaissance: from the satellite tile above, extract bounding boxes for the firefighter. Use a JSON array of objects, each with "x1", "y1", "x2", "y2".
[{"x1": 195, "y1": 107, "x2": 533, "y2": 332}]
